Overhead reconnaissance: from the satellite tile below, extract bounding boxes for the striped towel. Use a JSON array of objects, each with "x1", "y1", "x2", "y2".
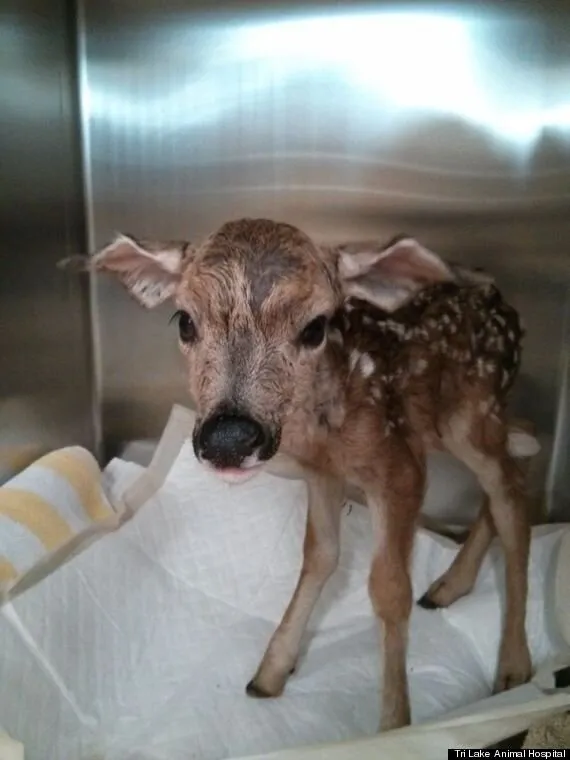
[{"x1": 0, "y1": 446, "x2": 120, "y2": 601}]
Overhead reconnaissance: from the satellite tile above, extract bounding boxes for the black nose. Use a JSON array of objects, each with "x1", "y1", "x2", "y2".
[{"x1": 196, "y1": 412, "x2": 267, "y2": 468}]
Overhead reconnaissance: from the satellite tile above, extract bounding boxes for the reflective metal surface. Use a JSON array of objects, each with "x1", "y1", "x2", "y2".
[
  {"x1": 0, "y1": 0, "x2": 97, "y2": 481},
  {"x1": 80, "y1": 1, "x2": 570, "y2": 515}
]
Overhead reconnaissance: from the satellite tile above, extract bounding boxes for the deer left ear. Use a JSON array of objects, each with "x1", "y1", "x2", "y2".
[
  {"x1": 337, "y1": 237, "x2": 453, "y2": 312},
  {"x1": 58, "y1": 234, "x2": 195, "y2": 308}
]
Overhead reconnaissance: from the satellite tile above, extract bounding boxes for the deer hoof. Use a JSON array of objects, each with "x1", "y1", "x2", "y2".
[
  {"x1": 417, "y1": 575, "x2": 473, "y2": 609},
  {"x1": 417, "y1": 592, "x2": 441, "y2": 610},
  {"x1": 379, "y1": 708, "x2": 411, "y2": 732},
  {"x1": 493, "y1": 664, "x2": 533, "y2": 693},
  {"x1": 494, "y1": 645, "x2": 533, "y2": 693},
  {"x1": 246, "y1": 679, "x2": 275, "y2": 698}
]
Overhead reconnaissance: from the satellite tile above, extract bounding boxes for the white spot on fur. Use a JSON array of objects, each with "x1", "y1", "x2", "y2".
[
  {"x1": 386, "y1": 320, "x2": 406, "y2": 338},
  {"x1": 508, "y1": 430, "x2": 541, "y2": 458},
  {"x1": 349, "y1": 350, "x2": 361, "y2": 372},
  {"x1": 371, "y1": 385, "x2": 383, "y2": 400},
  {"x1": 413, "y1": 358, "x2": 428, "y2": 375},
  {"x1": 359, "y1": 353, "x2": 375, "y2": 377}
]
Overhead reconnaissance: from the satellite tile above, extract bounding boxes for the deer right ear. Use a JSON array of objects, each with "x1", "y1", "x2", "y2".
[
  {"x1": 337, "y1": 237, "x2": 453, "y2": 312},
  {"x1": 57, "y1": 234, "x2": 195, "y2": 308}
]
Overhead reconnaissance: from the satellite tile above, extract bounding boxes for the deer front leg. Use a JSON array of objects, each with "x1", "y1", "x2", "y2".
[
  {"x1": 246, "y1": 469, "x2": 345, "y2": 698},
  {"x1": 366, "y1": 465, "x2": 423, "y2": 732}
]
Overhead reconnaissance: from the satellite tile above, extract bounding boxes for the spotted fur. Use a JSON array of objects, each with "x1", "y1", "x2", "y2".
[{"x1": 331, "y1": 281, "x2": 524, "y2": 435}]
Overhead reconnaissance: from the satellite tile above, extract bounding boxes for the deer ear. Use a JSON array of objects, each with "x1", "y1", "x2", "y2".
[
  {"x1": 57, "y1": 234, "x2": 194, "y2": 308},
  {"x1": 337, "y1": 237, "x2": 453, "y2": 312}
]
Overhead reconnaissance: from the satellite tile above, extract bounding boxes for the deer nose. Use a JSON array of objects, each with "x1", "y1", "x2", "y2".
[{"x1": 197, "y1": 412, "x2": 267, "y2": 468}]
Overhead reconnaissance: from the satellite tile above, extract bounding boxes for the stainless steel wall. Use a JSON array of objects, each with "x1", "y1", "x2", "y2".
[
  {"x1": 0, "y1": 0, "x2": 97, "y2": 481},
  {"x1": 80, "y1": 1, "x2": 570, "y2": 515}
]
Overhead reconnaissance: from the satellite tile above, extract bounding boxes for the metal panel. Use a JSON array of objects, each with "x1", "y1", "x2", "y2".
[
  {"x1": 80, "y1": 1, "x2": 570, "y2": 515},
  {"x1": 0, "y1": 0, "x2": 97, "y2": 479}
]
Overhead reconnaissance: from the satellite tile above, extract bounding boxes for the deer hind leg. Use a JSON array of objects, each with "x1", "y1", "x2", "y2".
[
  {"x1": 418, "y1": 420, "x2": 538, "y2": 610},
  {"x1": 246, "y1": 470, "x2": 344, "y2": 698},
  {"x1": 442, "y1": 411, "x2": 532, "y2": 692},
  {"x1": 366, "y1": 453, "x2": 424, "y2": 732},
  {"x1": 418, "y1": 497, "x2": 494, "y2": 609}
]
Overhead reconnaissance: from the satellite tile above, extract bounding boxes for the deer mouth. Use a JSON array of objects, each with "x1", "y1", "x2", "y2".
[
  {"x1": 205, "y1": 462, "x2": 265, "y2": 485},
  {"x1": 200, "y1": 450, "x2": 266, "y2": 484}
]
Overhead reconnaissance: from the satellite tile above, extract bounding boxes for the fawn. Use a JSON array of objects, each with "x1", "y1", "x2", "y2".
[{"x1": 60, "y1": 218, "x2": 536, "y2": 730}]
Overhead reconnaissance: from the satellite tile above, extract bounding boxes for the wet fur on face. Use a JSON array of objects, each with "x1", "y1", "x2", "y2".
[{"x1": 176, "y1": 219, "x2": 342, "y2": 462}]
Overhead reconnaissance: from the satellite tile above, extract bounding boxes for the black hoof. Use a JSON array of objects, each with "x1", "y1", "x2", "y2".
[
  {"x1": 417, "y1": 593, "x2": 440, "y2": 610},
  {"x1": 246, "y1": 680, "x2": 273, "y2": 698}
]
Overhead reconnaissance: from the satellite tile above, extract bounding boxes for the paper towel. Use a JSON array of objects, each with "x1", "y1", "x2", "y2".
[{"x1": 0, "y1": 441, "x2": 566, "y2": 760}]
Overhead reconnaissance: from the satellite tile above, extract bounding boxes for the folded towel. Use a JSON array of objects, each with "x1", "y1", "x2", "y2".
[{"x1": 0, "y1": 446, "x2": 121, "y2": 602}]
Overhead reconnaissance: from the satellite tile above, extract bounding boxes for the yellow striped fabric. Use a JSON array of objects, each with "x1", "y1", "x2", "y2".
[{"x1": 0, "y1": 446, "x2": 116, "y2": 594}]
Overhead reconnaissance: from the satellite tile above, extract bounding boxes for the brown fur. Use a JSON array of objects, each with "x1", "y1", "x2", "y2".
[{"x1": 61, "y1": 217, "x2": 536, "y2": 732}]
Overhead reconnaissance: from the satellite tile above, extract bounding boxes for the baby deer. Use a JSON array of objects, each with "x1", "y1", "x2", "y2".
[{"x1": 60, "y1": 218, "x2": 536, "y2": 731}]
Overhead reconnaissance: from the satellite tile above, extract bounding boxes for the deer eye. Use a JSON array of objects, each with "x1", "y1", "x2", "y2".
[
  {"x1": 170, "y1": 310, "x2": 197, "y2": 343},
  {"x1": 298, "y1": 315, "x2": 328, "y2": 348}
]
